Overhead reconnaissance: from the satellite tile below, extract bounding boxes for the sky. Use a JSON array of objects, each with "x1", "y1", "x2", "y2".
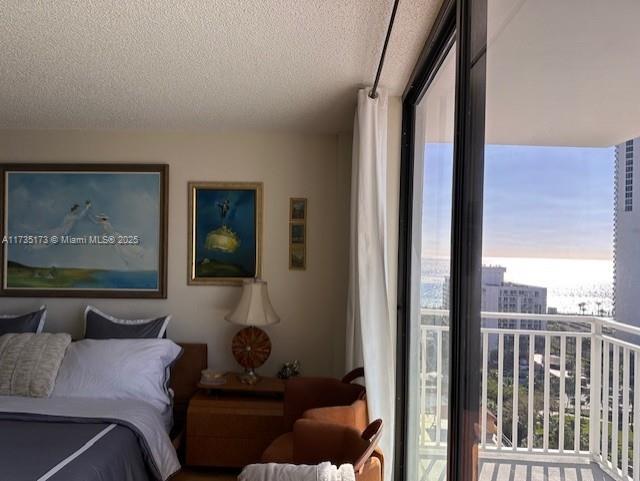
[
  {"x1": 422, "y1": 143, "x2": 615, "y2": 260},
  {"x1": 6, "y1": 172, "x2": 161, "y2": 270}
]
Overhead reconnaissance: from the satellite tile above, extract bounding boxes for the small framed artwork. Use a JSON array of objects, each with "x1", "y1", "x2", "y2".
[
  {"x1": 189, "y1": 182, "x2": 263, "y2": 285},
  {"x1": 289, "y1": 198, "x2": 307, "y2": 270},
  {"x1": 290, "y1": 244, "x2": 306, "y2": 270},
  {"x1": 0, "y1": 163, "x2": 169, "y2": 298},
  {"x1": 290, "y1": 198, "x2": 307, "y2": 221},
  {"x1": 290, "y1": 223, "x2": 305, "y2": 244}
]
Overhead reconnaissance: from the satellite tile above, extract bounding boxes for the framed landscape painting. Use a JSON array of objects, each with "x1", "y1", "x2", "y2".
[
  {"x1": 188, "y1": 182, "x2": 262, "y2": 285},
  {"x1": 0, "y1": 164, "x2": 168, "y2": 298}
]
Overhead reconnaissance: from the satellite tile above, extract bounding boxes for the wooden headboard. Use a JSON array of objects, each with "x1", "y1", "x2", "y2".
[{"x1": 170, "y1": 342, "x2": 207, "y2": 436}]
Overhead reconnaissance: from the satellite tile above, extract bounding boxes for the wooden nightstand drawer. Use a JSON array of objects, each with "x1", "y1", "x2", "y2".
[
  {"x1": 188, "y1": 409, "x2": 283, "y2": 437},
  {"x1": 185, "y1": 378, "x2": 286, "y2": 468}
]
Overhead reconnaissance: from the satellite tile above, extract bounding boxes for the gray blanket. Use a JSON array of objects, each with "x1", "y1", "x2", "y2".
[
  {"x1": 0, "y1": 417, "x2": 150, "y2": 481},
  {"x1": 0, "y1": 396, "x2": 180, "y2": 481}
]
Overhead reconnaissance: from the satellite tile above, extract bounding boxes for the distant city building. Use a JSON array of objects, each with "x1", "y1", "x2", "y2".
[
  {"x1": 442, "y1": 265, "x2": 548, "y2": 330},
  {"x1": 613, "y1": 137, "x2": 640, "y2": 328},
  {"x1": 480, "y1": 266, "x2": 547, "y2": 330}
]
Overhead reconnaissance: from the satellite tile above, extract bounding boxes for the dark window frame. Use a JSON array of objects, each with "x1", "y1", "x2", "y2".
[
  {"x1": 395, "y1": 0, "x2": 487, "y2": 480},
  {"x1": 394, "y1": 2, "x2": 456, "y2": 478}
]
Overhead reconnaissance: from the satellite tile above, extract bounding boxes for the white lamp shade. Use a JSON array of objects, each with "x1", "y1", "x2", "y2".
[{"x1": 225, "y1": 279, "x2": 280, "y2": 327}]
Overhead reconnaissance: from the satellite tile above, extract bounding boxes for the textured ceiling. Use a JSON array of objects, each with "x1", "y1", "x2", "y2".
[{"x1": 0, "y1": 1, "x2": 442, "y2": 132}]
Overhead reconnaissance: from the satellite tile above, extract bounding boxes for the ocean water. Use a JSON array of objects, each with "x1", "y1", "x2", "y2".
[
  {"x1": 89, "y1": 270, "x2": 158, "y2": 290},
  {"x1": 421, "y1": 256, "x2": 613, "y2": 315}
]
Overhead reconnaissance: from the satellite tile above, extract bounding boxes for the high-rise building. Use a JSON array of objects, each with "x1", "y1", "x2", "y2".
[
  {"x1": 613, "y1": 137, "x2": 640, "y2": 327},
  {"x1": 442, "y1": 265, "x2": 547, "y2": 330},
  {"x1": 480, "y1": 266, "x2": 547, "y2": 330}
]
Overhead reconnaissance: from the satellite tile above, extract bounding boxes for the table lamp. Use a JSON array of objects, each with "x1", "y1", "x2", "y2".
[{"x1": 225, "y1": 279, "x2": 280, "y2": 384}]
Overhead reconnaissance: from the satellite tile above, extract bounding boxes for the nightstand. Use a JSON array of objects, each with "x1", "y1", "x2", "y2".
[{"x1": 186, "y1": 374, "x2": 285, "y2": 468}]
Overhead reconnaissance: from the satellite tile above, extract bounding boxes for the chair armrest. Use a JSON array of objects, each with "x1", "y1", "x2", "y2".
[
  {"x1": 356, "y1": 456, "x2": 382, "y2": 481},
  {"x1": 292, "y1": 418, "x2": 368, "y2": 466},
  {"x1": 354, "y1": 419, "x2": 383, "y2": 475},
  {"x1": 371, "y1": 447, "x2": 384, "y2": 476},
  {"x1": 341, "y1": 367, "x2": 365, "y2": 384}
]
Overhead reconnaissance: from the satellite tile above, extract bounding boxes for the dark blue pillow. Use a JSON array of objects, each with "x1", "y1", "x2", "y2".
[
  {"x1": 83, "y1": 306, "x2": 170, "y2": 339},
  {"x1": 0, "y1": 306, "x2": 47, "y2": 335}
]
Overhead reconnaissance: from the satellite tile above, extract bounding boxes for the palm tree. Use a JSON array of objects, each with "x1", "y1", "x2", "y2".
[{"x1": 578, "y1": 302, "x2": 586, "y2": 315}]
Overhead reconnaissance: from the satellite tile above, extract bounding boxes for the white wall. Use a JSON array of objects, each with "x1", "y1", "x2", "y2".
[{"x1": 0, "y1": 130, "x2": 350, "y2": 377}]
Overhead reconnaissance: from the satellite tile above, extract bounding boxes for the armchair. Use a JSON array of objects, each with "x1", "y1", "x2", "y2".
[
  {"x1": 261, "y1": 368, "x2": 384, "y2": 481},
  {"x1": 291, "y1": 418, "x2": 383, "y2": 481}
]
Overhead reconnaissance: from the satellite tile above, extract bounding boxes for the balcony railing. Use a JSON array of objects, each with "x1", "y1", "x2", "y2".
[{"x1": 418, "y1": 309, "x2": 640, "y2": 481}]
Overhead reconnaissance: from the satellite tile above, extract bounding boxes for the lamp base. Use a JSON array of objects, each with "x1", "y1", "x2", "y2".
[
  {"x1": 231, "y1": 326, "x2": 272, "y2": 385},
  {"x1": 239, "y1": 368, "x2": 260, "y2": 385}
]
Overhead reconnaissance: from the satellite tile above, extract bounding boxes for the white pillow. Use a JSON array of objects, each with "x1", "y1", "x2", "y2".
[{"x1": 52, "y1": 338, "x2": 182, "y2": 415}]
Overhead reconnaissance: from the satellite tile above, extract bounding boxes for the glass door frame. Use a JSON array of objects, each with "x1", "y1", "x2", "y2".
[{"x1": 395, "y1": 1, "x2": 487, "y2": 480}]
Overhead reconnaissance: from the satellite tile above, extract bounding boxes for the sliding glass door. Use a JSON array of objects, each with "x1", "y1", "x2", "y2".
[
  {"x1": 398, "y1": 1, "x2": 640, "y2": 481},
  {"x1": 397, "y1": 1, "x2": 485, "y2": 480},
  {"x1": 405, "y1": 42, "x2": 456, "y2": 481}
]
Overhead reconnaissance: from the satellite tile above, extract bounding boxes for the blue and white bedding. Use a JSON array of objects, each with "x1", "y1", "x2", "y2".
[{"x1": 0, "y1": 396, "x2": 180, "y2": 481}]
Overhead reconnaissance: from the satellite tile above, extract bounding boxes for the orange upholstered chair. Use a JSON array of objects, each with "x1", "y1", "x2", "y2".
[
  {"x1": 290, "y1": 419, "x2": 383, "y2": 481},
  {"x1": 282, "y1": 368, "x2": 366, "y2": 432},
  {"x1": 261, "y1": 368, "x2": 384, "y2": 481}
]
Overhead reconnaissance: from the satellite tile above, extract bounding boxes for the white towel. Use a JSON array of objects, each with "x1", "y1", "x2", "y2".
[
  {"x1": 318, "y1": 462, "x2": 356, "y2": 481},
  {"x1": 238, "y1": 462, "x2": 356, "y2": 481}
]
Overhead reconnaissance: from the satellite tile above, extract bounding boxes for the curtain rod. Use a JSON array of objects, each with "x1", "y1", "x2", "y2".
[{"x1": 369, "y1": 0, "x2": 400, "y2": 99}]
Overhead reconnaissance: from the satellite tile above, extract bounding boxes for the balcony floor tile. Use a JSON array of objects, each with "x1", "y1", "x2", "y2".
[
  {"x1": 419, "y1": 457, "x2": 614, "y2": 481},
  {"x1": 479, "y1": 459, "x2": 614, "y2": 481}
]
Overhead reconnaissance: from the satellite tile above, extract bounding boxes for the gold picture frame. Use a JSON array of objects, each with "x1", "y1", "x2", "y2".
[
  {"x1": 289, "y1": 198, "x2": 307, "y2": 270},
  {"x1": 188, "y1": 182, "x2": 263, "y2": 285}
]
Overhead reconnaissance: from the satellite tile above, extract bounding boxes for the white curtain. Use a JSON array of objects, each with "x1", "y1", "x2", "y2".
[{"x1": 346, "y1": 88, "x2": 395, "y2": 481}]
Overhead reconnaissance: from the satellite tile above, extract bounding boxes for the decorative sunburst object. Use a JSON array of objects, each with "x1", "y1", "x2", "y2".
[{"x1": 232, "y1": 326, "x2": 272, "y2": 370}]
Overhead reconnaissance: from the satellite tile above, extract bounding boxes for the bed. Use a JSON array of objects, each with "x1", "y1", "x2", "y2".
[{"x1": 0, "y1": 342, "x2": 207, "y2": 481}]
